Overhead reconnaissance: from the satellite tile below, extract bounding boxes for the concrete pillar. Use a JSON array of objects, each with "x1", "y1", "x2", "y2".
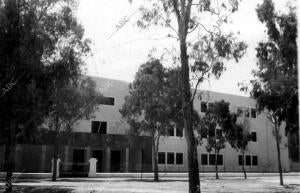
[
  {"x1": 51, "y1": 158, "x2": 61, "y2": 178},
  {"x1": 86, "y1": 147, "x2": 91, "y2": 162},
  {"x1": 88, "y1": 158, "x2": 97, "y2": 177},
  {"x1": 105, "y1": 147, "x2": 111, "y2": 172},
  {"x1": 64, "y1": 146, "x2": 69, "y2": 163},
  {"x1": 15, "y1": 145, "x2": 22, "y2": 171},
  {"x1": 40, "y1": 145, "x2": 47, "y2": 172},
  {"x1": 125, "y1": 148, "x2": 129, "y2": 172}
]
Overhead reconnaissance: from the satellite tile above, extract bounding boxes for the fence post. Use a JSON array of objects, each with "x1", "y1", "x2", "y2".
[
  {"x1": 51, "y1": 158, "x2": 61, "y2": 178},
  {"x1": 88, "y1": 158, "x2": 97, "y2": 177}
]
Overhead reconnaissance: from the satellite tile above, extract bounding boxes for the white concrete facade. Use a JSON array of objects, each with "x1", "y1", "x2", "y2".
[{"x1": 74, "y1": 77, "x2": 290, "y2": 172}]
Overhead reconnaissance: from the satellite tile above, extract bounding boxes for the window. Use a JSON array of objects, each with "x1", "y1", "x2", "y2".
[
  {"x1": 176, "y1": 128, "x2": 183, "y2": 137},
  {"x1": 244, "y1": 108, "x2": 250, "y2": 118},
  {"x1": 217, "y1": 154, "x2": 223, "y2": 165},
  {"x1": 237, "y1": 107, "x2": 243, "y2": 117},
  {"x1": 167, "y1": 152, "x2": 174, "y2": 164},
  {"x1": 252, "y1": 156, "x2": 258, "y2": 166},
  {"x1": 251, "y1": 132, "x2": 257, "y2": 142},
  {"x1": 201, "y1": 102, "x2": 207, "y2": 113},
  {"x1": 251, "y1": 108, "x2": 257, "y2": 118},
  {"x1": 176, "y1": 153, "x2": 183, "y2": 165},
  {"x1": 158, "y1": 152, "x2": 165, "y2": 164},
  {"x1": 91, "y1": 121, "x2": 107, "y2": 134},
  {"x1": 201, "y1": 154, "x2": 208, "y2": 165},
  {"x1": 245, "y1": 155, "x2": 251, "y2": 166},
  {"x1": 209, "y1": 154, "x2": 215, "y2": 165},
  {"x1": 208, "y1": 103, "x2": 214, "y2": 110},
  {"x1": 99, "y1": 97, "x2": 115, "y2": 105},
  {"x1": 238, "y1": 155, "x2": 243, "y2": 166},
  {"x1": 167, "y1": 128, "x2": 175, "y2": 136}
]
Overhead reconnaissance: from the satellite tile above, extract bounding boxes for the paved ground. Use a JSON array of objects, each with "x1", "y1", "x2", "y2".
[{"x1": 0, "y1": 173, "x2": 299, "y2": 193}]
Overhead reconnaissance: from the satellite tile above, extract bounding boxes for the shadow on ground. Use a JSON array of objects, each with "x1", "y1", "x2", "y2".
[{"x1": 12, "y1": 186, "x2": 73, "y2": 193}]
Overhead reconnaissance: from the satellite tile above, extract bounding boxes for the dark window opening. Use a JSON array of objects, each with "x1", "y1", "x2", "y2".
[
  {"x1": 252, "y1": 156, "x2": 258, "y2": 166},
  {"x1": 209, "y1": 154, "x2": 215, "y2": 165},
  {"x1": 251, "y1": 132, "x2": 257, "y2": 142},
  {"x1": 208, "y1": 103, "x2": 214, "y2": 110},
  {"x1": 111, "y1": 150, "x2": 121, "y2": 172},
  {"x1": 251, "y1": 108, "x2": 257, "y2": 118},
  {"x1": 99, "y1": 97, "x2": 115, "y2": 106},
  {"x1": 167, "y1": 152, "x2": 174, "y2": 164},
  {"x1": 91, "y1": 121, "x2": 107, "y2": 134},
  {"x1": 158, "y1": 152, "x2": 165, "y2": 164},
  {"x1": 201, "y1": 102, "x2": 207, "y2": 113},
  {"x1": 245, "y1": 155, "x2": 251, "y2": 166},
  {"x1": 92, "y1": 150, "x2": 103, "y2": 172},
  {"x1": 237, "y1": 107, "x2": 243, "y2": 117},
  {"x1": 238, "y1": 155, "x2": 243, "y2": 166},
  {"x1": 201, "y1": 154, "x2": 208, "y2": 165},
  {"x1": 176, "y1": 153, "x2": 183, "y2": 165},
  {"x1": 217, "y1": 154, "x2": 223, "y2": 165},
  {"x1": 176, "y1": 128, "x2": 183, "y2": 137},
  {"x1": 167, "y1": 128, "x2": 175, "y2": 136},
  {"x1": 244, "y1": 108, "x2": 250, "y2": 118}
]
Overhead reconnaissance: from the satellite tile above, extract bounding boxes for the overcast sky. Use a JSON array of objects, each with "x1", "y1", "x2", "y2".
[{"x1": 76, "y1": 0, "x2": 293, "y2": 96}]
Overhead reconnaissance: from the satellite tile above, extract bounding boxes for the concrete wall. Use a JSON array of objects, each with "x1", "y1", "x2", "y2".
[
  {"x1": 65, "y1": 77, "x2": 290, "y2": 173},
  {"x1": 157, "y1": 90, "x2": 289, "y2": 172},
  {"x1": 73, "y1": 77, "x2": 131, "y2": 135}
]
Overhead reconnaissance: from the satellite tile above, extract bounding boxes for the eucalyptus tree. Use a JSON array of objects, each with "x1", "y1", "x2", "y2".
[
  {"x1": 0, "y1": 0, "x2": 91, "y2": 190},
  {"x1": 198, "y1": 100, "x2": 231, "y2": 179},
  {"x1": 240, "y1": 0, "x2": 297, "y2": 185},
  {"x1": 120, "y1": 59, "x2": 186, "y2": 182},
  {"x1": 225, "y1": 116, "x2": 251, "y2": 179},
  {"x1": 48, "y1": 77, "x2": 102, "y2": 181},
  {"x1": 130, "y1": 1, "x2": 246, "y2": 191}
]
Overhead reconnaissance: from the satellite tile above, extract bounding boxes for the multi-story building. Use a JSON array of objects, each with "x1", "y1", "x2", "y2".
[{"x1": 0, "y1": 76, "x2": 291, "y2": 176}]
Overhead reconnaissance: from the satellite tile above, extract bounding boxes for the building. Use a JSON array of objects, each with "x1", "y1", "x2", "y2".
[{"x1": 0, "y1": 76, "x2": 291, "y2": 176}]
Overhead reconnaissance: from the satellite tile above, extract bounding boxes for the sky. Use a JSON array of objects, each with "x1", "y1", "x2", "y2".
[{"x1": 76, "y1": 0, "x2": 294, "y2": 97}]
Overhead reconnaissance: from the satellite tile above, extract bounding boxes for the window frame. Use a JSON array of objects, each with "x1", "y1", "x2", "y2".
[
  {"x1": 176, "y1": 153, "x2": 184, "y2": 165},
  {"x1": 167, "y1": 152, "x2": 175, "y2": 165},
  {"x1": 245, "y1": 155, "x2": 251, "y2": 166},
  {"x1": 252, "y1": 155, "x2": 258, "y2": 166},
  {"x1": 91, "y1": 121, "x2": 107, "y2": 134},
  {"x1": 251, "y1": 108, "x2": 257, "y2": 118},
  {"x1": 99, "y1": 97, "x2": 115, "y2": 106},
  {"x1": 251, "y1": 131, "x2": 257, "y2": 142},
  {"x1": 158, "y1": 152, "x2": 166, "y2": 165},
  {"x1": 201, "y1": 102, "x2": 207, "y2": 113},
  {"x1": 201, "y1": 154, "x2": 208, "y2": 165}
]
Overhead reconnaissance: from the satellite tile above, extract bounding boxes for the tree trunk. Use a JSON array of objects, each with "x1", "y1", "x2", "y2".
[
  {"x1": 274, "y1": 121, "x2": 283, "y2": 185},
  {"x1": 242, "y1": 152, "x2": 247, "y2": 179},
  {"x1": 52, "y1": 115, "x2": 59, "y2": 181},
  {"x1": 4, "y1": 120, "x2": 17, "y2": 193},
  {"x1": 215, "y1": 128, "x2": 219, "y2": 180},
  {"x1": 153, "y1": 141, "x2": 159, "y2": 182},
  {"x1": 215, "y1": 148, "x2": 219, "y2": 180},
  {"x1": 180, "y1": 36, "x2": 200, "y2": 193}
]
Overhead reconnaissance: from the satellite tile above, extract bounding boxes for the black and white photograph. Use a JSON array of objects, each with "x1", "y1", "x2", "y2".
[{"x1": 0, "y1": 0, "x2": 299, "y2": 192}]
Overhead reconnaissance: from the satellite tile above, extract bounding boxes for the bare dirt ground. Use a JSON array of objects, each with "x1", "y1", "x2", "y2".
[{"x1": 1, "y1": 174, "x2": 299, "y2": 193}]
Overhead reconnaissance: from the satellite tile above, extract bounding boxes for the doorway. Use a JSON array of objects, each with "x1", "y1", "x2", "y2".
[
  {"x1": 73, "y1": 149, "x2": 85, "y2": 173},
  {"x1": 111, "y1": 150, "x2": 121, "y2": 172},
  {"x1": 92, "y1": 150, "x2": 103, "y2": 172}
]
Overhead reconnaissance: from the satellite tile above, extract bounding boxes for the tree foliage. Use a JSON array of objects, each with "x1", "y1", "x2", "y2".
[
  {"x1": 0, "y1": 0, "x2": 92, "y2": 189},
  {"x1": 243, "y1": 0, "x2": 297, "y2": 133},
  {"x1": 131, "y1": 1, "x2": 247, "y2": 191},
  {"x1": 240, "y1": 0, "x2": 298, "y2": 185}
]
